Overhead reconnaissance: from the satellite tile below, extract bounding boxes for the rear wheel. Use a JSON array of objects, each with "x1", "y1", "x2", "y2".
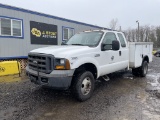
[
  {"x1": 156, "y1": 53, "x2": 160, "y2": 57},
  {"x1": 132, "y1": 61, "x2": 148, "y2": 77},
  {"x1": 139, "y1": 61, "x2": 148, "y2": 77},
  {"x1": 72, "y1": 71, "x2": 95, "y2": 101}
]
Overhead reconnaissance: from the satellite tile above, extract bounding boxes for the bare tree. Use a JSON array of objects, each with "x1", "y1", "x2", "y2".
[
  {"x1": 124, "y1": 25, "x2": 160, "y2": 49},
  {"x1": 144, "y1": 25, "x2": 151, "y2": 42},
  {"x1": 156, "y1": 26, "x2": 160, "y2": 48},
  {"x1": 139, "y1": 26, "x2": 145, "y2": 42},
  {"x1": 109, "y1": 18, "x2": 118, "y2": 30}
]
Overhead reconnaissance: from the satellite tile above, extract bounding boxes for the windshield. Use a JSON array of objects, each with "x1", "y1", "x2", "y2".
[{"x1": 66, "y1": 31, "x2": 104, "y2": 46}]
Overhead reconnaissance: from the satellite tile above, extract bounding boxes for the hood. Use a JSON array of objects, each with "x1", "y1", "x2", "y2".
[{"x1": 30, "y1": 45, "x2": 94, "y2": 58}]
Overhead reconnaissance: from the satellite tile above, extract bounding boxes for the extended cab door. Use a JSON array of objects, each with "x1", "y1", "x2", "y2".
[
  {"x1": 117, "y1": 33, "x2": 129, "y2": 67},
  {"x1": 99, "y1": 32, "x2": 128, "y2": 76}
]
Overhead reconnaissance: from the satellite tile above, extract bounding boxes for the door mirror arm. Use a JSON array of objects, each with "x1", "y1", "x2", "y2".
[
  {"x1": 101, "y1": 43, "x2": 105, "y2": 51},
  {"x1": 61, "y1": 41, "x2": 67, "y2": 45}
]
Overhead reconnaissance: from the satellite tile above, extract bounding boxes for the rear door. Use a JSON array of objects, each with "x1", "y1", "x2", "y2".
[{"x1": 117, "y1": 33, "x2": 129, "y2": 66}]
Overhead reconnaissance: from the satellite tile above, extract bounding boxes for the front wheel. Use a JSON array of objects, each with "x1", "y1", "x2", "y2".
[{"x1": 72, "y1": 71, "x2": 95, "y2": 101}]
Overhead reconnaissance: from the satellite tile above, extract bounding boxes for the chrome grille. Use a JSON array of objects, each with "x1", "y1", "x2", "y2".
[{"x1": 28, "y1": 53, "x2": 54, "y2": 74}]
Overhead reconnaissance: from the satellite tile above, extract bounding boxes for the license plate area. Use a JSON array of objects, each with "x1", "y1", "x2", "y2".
[{"x1": 30, "y1": 74, "x2": 38, "y2": 82}]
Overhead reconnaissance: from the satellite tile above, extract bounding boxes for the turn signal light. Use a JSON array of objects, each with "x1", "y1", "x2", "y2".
[
  {"x1": 65, "y1": 59, "x2": 70, "y2": 70},
  {"x1": 55, "y1": 65, "x2": 65, "y2": 70}
]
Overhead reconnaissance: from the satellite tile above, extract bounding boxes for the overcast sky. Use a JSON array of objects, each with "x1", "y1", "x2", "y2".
[{"x1": 0, "y1": 0, "x2": 160, "y2": 30}]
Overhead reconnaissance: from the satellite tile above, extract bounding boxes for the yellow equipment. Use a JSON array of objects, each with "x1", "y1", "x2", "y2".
[
  {"x1": 0, "y1": 61, "x2": 21, "y2": 76},
  {"x1": 152, "y1": 50, "x2": 157, "y2": 55}
]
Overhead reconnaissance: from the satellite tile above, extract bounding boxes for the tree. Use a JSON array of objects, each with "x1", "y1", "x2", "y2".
[
  {"x1": 139, "y1": 26, "x2": 145, "y2": 42},
  {"x1": 149, "y1": 32, "x2": 157, "y2": 48},
  {"x1": 156, "y1": 26, "x2": 160, "y2": 48},
  {"x1": 144, "y1": 25, "x2": 151, "y2": 42},
  {"x1": 124, "y1": 28, "x2": 132, "y2": 42},
  {"x1": 109, "y1": 18, "x2": 118, "y2": 30},
  {"x1": 123, "y1": 25, "x2": 160, "y2": 49}
]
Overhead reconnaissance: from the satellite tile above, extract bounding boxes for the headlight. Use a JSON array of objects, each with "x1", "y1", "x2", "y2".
[
  {"x1": 60, "y1": 59, "x2": 65, "y2": 64},
  {"x1": 55, "y1": 58, "x2": 70, "y2": 70}
]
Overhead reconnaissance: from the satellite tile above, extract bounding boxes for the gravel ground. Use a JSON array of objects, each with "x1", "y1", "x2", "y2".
[{"x1": 0, "y1": 56, "x2": 160, "y2": 120}]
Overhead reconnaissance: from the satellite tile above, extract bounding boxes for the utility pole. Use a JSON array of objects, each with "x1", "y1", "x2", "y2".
[
  {"x1": 136, "y1": 20, "x2": 139, "y2": 42},
  {"x1": 119, "y1": 26, "x2": 121, "y2": 31}
]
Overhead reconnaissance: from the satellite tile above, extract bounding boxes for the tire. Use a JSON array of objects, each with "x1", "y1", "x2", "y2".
[
  {"x1": 72, "y1": 71, "x2": 95, "y2": 101},
  {"x1": 156, "y1": 53, "x2": 160, "y2": 57},
  {"x1": 132, "y1": 68, "x2": 140, "y2": 76},
  {"x1": 139, "y1": 61, "x2": 148, "y2": 77}
]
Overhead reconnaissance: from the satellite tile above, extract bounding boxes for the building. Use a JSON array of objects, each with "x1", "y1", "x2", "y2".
[{"x1": 0, "y1": 4, "x2": 107, "y2": 69}]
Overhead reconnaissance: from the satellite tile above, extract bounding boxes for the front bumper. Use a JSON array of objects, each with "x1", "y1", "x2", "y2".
[{"x1": 26, "y1": 66, "x2": 75, "y2": 90}]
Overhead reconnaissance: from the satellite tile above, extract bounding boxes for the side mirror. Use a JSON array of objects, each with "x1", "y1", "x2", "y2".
[
  {"x1": 112, "y1": 40, "x2": 120, "y2": 50},
  {"x1": 101, "y1": 43, "x2": 105, "y2": 51}
]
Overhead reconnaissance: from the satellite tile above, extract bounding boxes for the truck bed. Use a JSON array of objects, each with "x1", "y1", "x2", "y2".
[{"x1": 129, "y1": 42, "x2": 153, "y2": 68}]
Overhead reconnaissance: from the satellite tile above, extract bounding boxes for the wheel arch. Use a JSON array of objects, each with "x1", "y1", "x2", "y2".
[
  {"x1": 142, "y1": 55, "x2": 149, "y2": 63},
  {"x1": 73, "y1": 63, "x2": 98, "y2": 79}
]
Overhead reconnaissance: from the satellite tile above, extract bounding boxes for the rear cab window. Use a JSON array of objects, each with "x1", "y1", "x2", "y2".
[{"x1": 117, "y1": 33, "x2": 126, "y2": 47}]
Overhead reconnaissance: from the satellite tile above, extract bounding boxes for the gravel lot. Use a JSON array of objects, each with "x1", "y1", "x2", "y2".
[{"x1": 0, "y1": 56, "x2": 160, "y2": 120}]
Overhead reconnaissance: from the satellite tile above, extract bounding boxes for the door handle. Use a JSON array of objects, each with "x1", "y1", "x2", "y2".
[
  {"x1": 111, "y1": 56, "x2": 114, "y2": 60},
  {"x1": 119, "y1": 51, "x2": 121, "y2": 56}
]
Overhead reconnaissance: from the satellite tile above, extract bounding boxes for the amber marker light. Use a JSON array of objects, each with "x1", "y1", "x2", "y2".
[
  {"x1": 65, "y1": 59, "x2": 70, "y2": 70},
  {"x1": 55, "y1": 65, "x2": 65, "y2": 70}
]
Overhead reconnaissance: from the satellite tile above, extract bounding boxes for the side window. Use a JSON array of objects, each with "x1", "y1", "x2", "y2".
[
  {"x1": 117, "y1": 33, "x2": 126, "y2": 47},
  {"x1": 0, "y1": 17, "x2": 23, "y2": 37},
  {"x1": 63, "y1": 27, "x2": 74, "y2": 41},
  {"x1": 102, "y1": 32, "x2": 117, "y2": 50}
]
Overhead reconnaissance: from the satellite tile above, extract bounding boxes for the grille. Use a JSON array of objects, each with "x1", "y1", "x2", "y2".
[{"x1": 28, "y1": 53, "x2": 54, "y2": 74}]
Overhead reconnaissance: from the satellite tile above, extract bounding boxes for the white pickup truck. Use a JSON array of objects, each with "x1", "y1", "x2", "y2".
[{"x1": 26, "y1": 30, "x2": 153, "y2": 101}]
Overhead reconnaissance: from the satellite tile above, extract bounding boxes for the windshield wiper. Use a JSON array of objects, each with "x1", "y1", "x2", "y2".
[{"x1": 70, "y1": 44, "x2": 84, "y2": 46}]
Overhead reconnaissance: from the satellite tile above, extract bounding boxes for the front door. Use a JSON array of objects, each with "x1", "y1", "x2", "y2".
[{"x1": 99, "y1": 32, "x2": 127, "y2": 76}]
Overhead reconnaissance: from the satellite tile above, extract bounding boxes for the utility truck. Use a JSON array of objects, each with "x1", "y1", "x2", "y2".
[{"x1": 26, "y1": 30, "x2": 153, "y2": 101}]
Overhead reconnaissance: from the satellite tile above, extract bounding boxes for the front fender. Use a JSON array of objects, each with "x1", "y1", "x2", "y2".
[{"x1": 70, "y1": 57, "x2": 100, "y2": 78}]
